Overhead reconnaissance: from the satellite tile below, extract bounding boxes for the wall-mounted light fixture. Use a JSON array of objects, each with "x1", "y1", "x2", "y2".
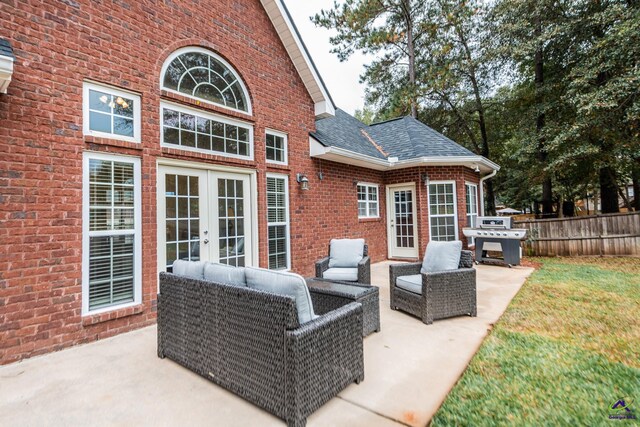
[
  {"x1": 296, "y1": 173, "x2": 310, "y2": 191},
  {"x1": 421, "y1": 173, "x2": 430, "y2": 186},
  {"x1": 318, "y1": 172, "x2": 324, "y2": 180},
  {"x1": 474, "y1": 164, "x2": 480, "y2": 173}
]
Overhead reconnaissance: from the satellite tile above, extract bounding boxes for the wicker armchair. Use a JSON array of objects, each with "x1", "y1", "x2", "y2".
[
  {"x1": 158, "y1": 273, "x2": 364, "y2": 427},
  {"x1": 315, "y1": 243, "x2": 371, "y2": 285},
  {"x1": 389, "y1": 250, "x2": 476, "y2": 324}
]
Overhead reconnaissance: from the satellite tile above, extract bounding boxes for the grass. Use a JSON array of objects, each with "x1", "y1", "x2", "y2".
[{"x1": 431, "y1": 257, "x2": 640, "y2": 426}]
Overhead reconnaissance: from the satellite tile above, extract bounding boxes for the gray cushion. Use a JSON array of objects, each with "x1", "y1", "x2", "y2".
[
  {"x1": 421, "y1": 241, "x2": 463, "y2": 273},
  {"x1": 204, "y1": 262, "x2": 246, "y2": 287},
  {"x1": 396, "y1": 274, "x2": 422, "y2": 295},
  {"x1": 328, "y1": 238, "x2": 365, "y2": 268},
  {"x1": 322, "y1": 267, "x2": 358, "y2": 282},
  {"x1": 172, "y1": 260, "x2": 206, "y2": 279},
  {"x1": 245, "y1": 267, "x2": 317, "y2": 324}
]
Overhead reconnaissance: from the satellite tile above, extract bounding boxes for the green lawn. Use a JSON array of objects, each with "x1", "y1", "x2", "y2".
[{"x1": 431, "y1": 257, "x2": 640, "y2": 426}]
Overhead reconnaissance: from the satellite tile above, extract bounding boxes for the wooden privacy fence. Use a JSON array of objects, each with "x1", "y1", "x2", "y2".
[{"x1": 515, "y1": 211, "x2": 640, "y2": 257}]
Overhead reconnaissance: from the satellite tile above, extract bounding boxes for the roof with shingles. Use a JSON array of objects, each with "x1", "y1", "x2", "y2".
[{"x1": 312, "y1": 108, "x2": 475, "y2": 161}]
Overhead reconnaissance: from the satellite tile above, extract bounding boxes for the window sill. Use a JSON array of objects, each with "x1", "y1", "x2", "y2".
[
  {"x1": 160, "y1": 90, "x2": 254, "y2": 123},
  {"x1": 358, "y1": 217, "x2": 382, "y2": 223},
  {"x1": 85, "y1": 136, "x2": 143, "y2": 151},
  {"x1": 82, "y1": 304, "x2": 144, "y2": 327},
  {"x1": 266, "y1": 163, "x2": 291, "y2": 172},
  {"x1": 161, "y1": 147, "x2": 258, "y2": 168}
]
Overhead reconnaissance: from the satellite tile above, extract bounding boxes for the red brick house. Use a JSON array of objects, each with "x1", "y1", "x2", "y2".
[{"x1": 0, "y1": 0, "x2": 498, "y2": 364}]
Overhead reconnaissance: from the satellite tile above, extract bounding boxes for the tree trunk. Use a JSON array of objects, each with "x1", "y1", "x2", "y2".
[
  {"x1": 535, "y1": 17, "x2": 553, "y2": 218},
  {"x1": 633, "y1": 161, "x2": 640, "y2": 211},
  {"x1": 562, "y1": 200, "x2": 575, "y2": 217},
  {"x1": 599, "y1": 166, "x2": 619, "y2": 213},
  {"x1": 404, "y1": 0, "x2": 417, "y2": 118},
  {"x1": 485, "y1": 181, "x2": 496, "y2": 216},
  {"x1": 456, "y1": 16, "x2": 495, "y2": 215}
]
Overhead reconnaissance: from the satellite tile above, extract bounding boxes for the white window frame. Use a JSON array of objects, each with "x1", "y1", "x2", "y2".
[
  {"x1": 265, "y1": 129, "x2": 288, "y2": 165},
  {"x1": 82, "y1": 81, "x2": 141, "y2": 143},
  {"x1": 357, "y1": 182, "x2": 380, "y2": 219},
  {"x1": 82, "y1": 152, "x2": 142, "y2": 316},
  {"x1": 266, "y1": 173, "x2": 291, "y2": 270},
  {"x1": 465, "y1": 182, "x2": 479, "y2": 246},
  {"x1": 160, "y1": 101, "x2": 254, "y2": 161},
  {"x1": 427, "y1": 180, "x2": 459, "y2": 242},
  {"x1": 159, "y1": 46, "x2": 252, "y2": 116}
]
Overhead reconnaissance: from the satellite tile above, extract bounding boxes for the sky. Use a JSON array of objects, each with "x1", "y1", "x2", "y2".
[{"x1": 283, "y1": 1, "x2": 368, "y2": 115}]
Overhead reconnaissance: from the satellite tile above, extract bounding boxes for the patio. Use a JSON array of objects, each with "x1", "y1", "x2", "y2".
[{"x1": 0, "y1": 261, "x2": 533, "y2": 427}]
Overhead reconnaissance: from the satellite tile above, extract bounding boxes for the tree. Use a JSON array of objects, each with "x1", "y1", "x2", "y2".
[
  {"x1": 558, "y1": 1, "x2": 640, "y2": 213},
  {"x1": 492, "y1": 0, "x2": 640, "y2": 215},
  {"x1": 315, "y1": 0, "x2": 503, "y2": 214},
  {"x1": 417, "y1": 0, "x2": 501, "y2": 214},
  {"x1": 312, "y1": 0, "x2": 425, "y2": 118}
]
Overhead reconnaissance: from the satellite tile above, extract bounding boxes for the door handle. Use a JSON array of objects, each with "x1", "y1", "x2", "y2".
[{"x1": 203, "y1": 239, "x2": 209, "y2": 245}]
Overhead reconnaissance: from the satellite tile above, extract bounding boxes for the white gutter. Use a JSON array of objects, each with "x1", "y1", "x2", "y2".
[
  {"x1": 479, "y1": 169, "x2": 498, "y2": 216},
  {"x1": 310, "y1": 136, "x2": 500, "y2": 173},
  {"x1": 392, "y1": 155, "x2": 500, "y2": 172}
]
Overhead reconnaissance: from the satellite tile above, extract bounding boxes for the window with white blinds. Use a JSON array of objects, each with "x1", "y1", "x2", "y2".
[
  {"x1": 266, "y1": 175, "x2": 290, "y2": 270},
  {"x1": 83, "y1": 153, "x2": 141, "y2": 314}
]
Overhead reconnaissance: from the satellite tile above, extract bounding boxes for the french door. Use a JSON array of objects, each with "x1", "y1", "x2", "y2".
[
  {"x1": 387, "y1": 184, "x2": 419, "y2": 258},
  {"x1": 158, "y1": 165, "x2": 253, "y2": 272}
]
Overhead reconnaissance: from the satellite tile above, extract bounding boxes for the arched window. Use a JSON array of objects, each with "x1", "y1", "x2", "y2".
[{"x1": 162, "y1": 47, "x2": 250, "y2": 114}]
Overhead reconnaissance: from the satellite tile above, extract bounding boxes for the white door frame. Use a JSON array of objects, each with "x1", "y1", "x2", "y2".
[
  {"x1": 156, "y1": 159, "x2": 258, "y2": 289},
  {"x1": 386, "y1": 183, "x2": 419, "y2": 258}
]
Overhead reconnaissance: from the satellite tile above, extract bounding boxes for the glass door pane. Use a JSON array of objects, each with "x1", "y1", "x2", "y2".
[
  {"x1": 159, "y1": 167, "x2": 208, "y2": 273},
  {"x1": 216, "y1": 177, "x2": 247, "y2": 267},
  {"x1": 394, "y1": 190, "x2": 415, "y2": 248}
]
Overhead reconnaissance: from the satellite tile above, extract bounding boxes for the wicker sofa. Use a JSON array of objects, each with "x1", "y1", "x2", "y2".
[
  {"x1": 389, "y1": 250, "x2": 477, "y2": 324},
  {"x1": 315, "y1": 239, "x2": 371, "y2": 284},
  {"x1": 157, "y1": 265, "x2": 364, "y2": 427}
]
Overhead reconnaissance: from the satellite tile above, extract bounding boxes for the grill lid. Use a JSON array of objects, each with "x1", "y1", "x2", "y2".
[{"x1": 477, "y1": 216, "x2": 512, "y2": 229}]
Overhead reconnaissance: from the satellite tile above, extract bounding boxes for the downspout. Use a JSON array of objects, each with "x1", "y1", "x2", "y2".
[{"x1": 479, "y1": 169, "x2": 497, "y2": 216}]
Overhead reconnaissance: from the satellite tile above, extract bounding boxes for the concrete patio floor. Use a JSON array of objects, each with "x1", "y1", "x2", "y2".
[{"x1": 0, "y1": 262, "x2": 533, "y2": 427}]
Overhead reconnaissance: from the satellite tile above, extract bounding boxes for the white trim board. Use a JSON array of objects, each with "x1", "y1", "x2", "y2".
[{"x1": 259, "y1": 0, "x2": 335, "y2": 118}]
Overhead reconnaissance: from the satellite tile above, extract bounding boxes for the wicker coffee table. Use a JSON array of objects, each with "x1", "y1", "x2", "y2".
[{"x1": 306, "y1": 278, "x2": 380, "y2": 337}]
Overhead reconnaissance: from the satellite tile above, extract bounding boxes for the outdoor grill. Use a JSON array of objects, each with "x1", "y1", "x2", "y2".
[{"x1": 462, "y1": 216, "x2": 527, "y2": 267}]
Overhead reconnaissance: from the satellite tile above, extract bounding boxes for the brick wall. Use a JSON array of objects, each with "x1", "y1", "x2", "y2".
[
  {"x1": 0, "y1": 0, "x2": 322, "y2": 364},
  {"x1": 385, "y1": 166, "x2": 481, "y2": 258},
  {"x1": 0, "y1": 0, "x2": 482, "y2": 364}
]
